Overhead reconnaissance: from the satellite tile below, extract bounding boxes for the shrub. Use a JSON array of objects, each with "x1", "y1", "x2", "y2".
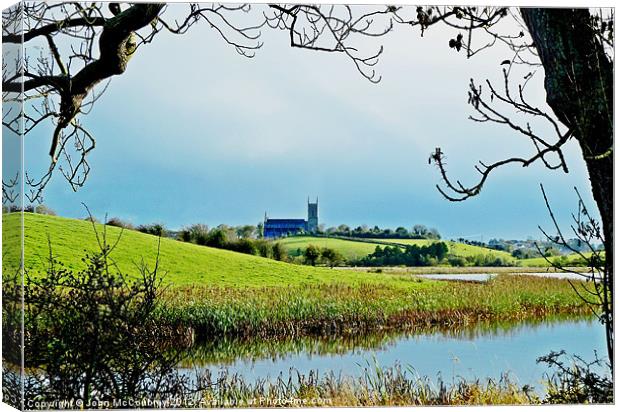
[
  {"x1": 538, "y1": 350, "x2": 613, "y2": 404},
  {"x1": 304, "y1": 244, "x2": 321, "y2": 266},
  {"x1": 34, "y1": 204, "x2": 56, "y2": 216},
  {"x1": 137, "y1": 223, "x2": 167, "y2": 237},
  {"x1": 228, "y1": 239, "x2": 258, "y2": 255},
  {"x1": 360, "y1": 242, "x2": 449, "y2": 267},
  {"x1": 272, "y1": 242, "x2": 287, "y2": 262},
  {"x1": 5, "y1": 205, "x2": 34, "y2": 213},
  {"x1": 256, "y1": 240, "x2": 273, "y2": 258},
  {"x1": 206, "y1": 229, "x2": 227, "y2": 248},
  {"x1": 321, "y1": 247, "x2": 345, "y2": 268},
  {"x1": 448, "y1": 256, "x2": 467, "y2": 267},
  {"x1": 20, "y1": 229, "x2": 192, "y2": 403},
  {"x1": 469, "y1": 254, "x2": 515, "y2": 267},
  {"x1": 84, "y1": 216, "x2": 99, "y2": 224},
  {"x1": 179, "y1": 223, "x2": 210, "y2": 244},
  {"x1": 106, "y1": 217, "x2": 134, "y2": 230}
]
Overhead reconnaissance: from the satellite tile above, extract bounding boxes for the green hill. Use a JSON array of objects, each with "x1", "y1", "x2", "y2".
[
  {"x1": 277, "y1": 236, "x2": 379, "y2": 260},
  {"x1": 519, "y1": 253, "x2": 596, "y2": 267},
  {"x1": 6, "y1": 213, "x2": 429, "y2": 289},
  {"x1": 379, "y1": 238, "x2": 514, "y2": 259},
  {"x1": 3, "y1": 213, "x2": 590, "y2": 343},
  {"x1": 279, "y1": 236, "x2": 514, "y2": 262}
]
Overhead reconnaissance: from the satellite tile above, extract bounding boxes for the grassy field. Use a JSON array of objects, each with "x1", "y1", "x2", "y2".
[
  {"x1": 519, "y1": 253, "x2": 594, "y2": 267},
  {"x1": 381, "y1": 238, "x2": 514, "y2": 259},
  {"x1": 279, "y1": 236, "x2": 514, "y2": 261},
  {"x1": 11, "y1": 213, "x2": 432, "y2": 288},
  {"x1": 278, "y1": 236, "x2": 380, "y2": 260},
  {"x1": 6, "y1": 213, "x2": 591, "y2": 341}
]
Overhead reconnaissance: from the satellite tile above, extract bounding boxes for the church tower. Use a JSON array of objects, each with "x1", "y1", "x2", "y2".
[{"x1": 307, "y1": 197, "x2": 319, "y2": 233}]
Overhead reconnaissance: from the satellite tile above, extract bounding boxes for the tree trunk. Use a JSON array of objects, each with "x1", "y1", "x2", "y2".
[{"x1": 521, "y1": 8, "x2": 613, "y2": 367}]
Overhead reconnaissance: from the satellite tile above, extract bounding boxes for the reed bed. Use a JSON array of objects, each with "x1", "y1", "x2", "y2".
[
  {"x1": 181, "y1": 365, "x2": 539, "y2": 407},
  {"x1": 156, "y1": 275, "x2": 591, "y2": 340}
]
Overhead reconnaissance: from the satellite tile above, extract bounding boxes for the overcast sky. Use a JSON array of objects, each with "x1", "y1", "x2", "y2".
[{"x1": 21, "y1": 3, "x2": 600, "y2": 240}]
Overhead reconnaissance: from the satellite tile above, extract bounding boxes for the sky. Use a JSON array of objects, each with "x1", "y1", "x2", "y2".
[{"x1": 15, "y1": 3, "x2": 601, "y2": 240}]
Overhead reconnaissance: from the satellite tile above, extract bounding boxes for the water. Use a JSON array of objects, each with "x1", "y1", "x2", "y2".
[
  {"x1": 416, "y1": 272, "x2": 597, "y2": 282},
  {"x1": 417, "y1": 273, "x2": 494, "y2": 282},
  {"x1": 180, "y1": 318, "x2": 607, "y2": 392},
  {"x1": 513, "y1": 272, "x2": 600, "y2": 281}
]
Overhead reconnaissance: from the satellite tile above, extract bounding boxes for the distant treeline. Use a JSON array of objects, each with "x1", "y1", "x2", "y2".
[
  {"x1": 177, "y1": 223, "x2": 287, "y2": 261},
  {"x1": 322, "y1": 224, "x2": 441, "y2": 240},
  {"x1": 102, "y1": 217, "x2": 287, "y2": 261},
  {"x1": 353, "y1": 243, "x2": 516, "y2": 267},
  {"x1": 3, "y1": 204, "x2": 57, "y2": 215},
  {"x1": 356, "y1": 243, "x2": 449, "y2": 266}
]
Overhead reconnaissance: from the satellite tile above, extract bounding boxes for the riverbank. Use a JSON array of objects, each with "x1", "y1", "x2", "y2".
[{"x1": 157, "y1": 274, "x2": 591, "y2": 341}]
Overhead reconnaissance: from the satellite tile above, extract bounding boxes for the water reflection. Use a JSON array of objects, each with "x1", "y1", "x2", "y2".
[{"x1": 179, "y1": 317, "x2": 607, "y2": 393}]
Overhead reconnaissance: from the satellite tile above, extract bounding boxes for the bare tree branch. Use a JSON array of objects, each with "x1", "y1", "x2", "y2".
[
  {"x1": 266, "y1": 4, "x2": 393, "y2": 83},
  {"x1": 2, "y1": 2, "x2": 265, "y2": 203},
  {"x1": 431, "y1": 69, "x2": 571, "y2": 202}
]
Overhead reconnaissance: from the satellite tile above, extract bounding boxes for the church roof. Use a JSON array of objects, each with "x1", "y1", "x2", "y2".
[{"x1": 265, "y1": 218, "x2": 306, "y2": 223}]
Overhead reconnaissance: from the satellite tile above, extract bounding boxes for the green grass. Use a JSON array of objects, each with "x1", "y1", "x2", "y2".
[
  {"x1": 519, "y1": 253, "x2": 595, "y2": 267},
  {"x1": 160, "y1": 275, "x2": 590, "y2": 339},
  {"x1": 278, "y1": 236, "x2": 381, "y2": 260},
  {"x1": 278, "y1": 236, "x2": 513, "y2": 261},
  {"x1": 10, "y1": 213, "x2": 432, "y2": 288},
  {"x1": 6, "y1": 213, "x2": 591, "y2": 341},
  {"x1": 180, "y1": 364, "x2": 540, "y2": 406},
  {"x1": 381, "y1": 238, "x2": 514, "y2": 259}
]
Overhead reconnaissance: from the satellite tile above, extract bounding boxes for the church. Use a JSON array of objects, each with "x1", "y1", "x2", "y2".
[{"x1": 263, "y1": 198, "x2": 319, "y2": 238}]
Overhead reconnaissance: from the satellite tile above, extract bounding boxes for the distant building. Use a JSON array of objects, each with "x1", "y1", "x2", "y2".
[{"x1": 264, "y1": 198, "x2": 319, "y2": 238}]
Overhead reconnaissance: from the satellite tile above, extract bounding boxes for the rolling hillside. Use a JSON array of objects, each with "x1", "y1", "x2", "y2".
[
  {"x1": 5, "y1": 213, "x2": 432, "y2": 289},
  {"x1": 279, "y1": 236, "x2": 514, "y2": 261},
  {"x1": 277, "y1": 236, "x2": 379, "y2": 260},
  {"x1": 519, "y1": 253, "x2": 596, "y2": 267}
]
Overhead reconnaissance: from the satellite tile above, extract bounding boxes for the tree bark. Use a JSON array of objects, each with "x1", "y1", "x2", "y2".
[{"x1": 521, "y1": 8, "x2": 613, "y2": 367}]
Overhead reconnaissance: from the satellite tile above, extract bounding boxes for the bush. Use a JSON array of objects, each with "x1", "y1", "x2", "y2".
[
  {"x1": 448, "y1": 256, "x2": 467, "y2": 267},
  {"x1": 34, "y1": 204, "x2": 56, "y2": 216},
  {"x1": 84, "y1": 216, "x2": 99, "y2": 224},
  {"x1": 469, "y1": 254, "x2": 514, "y2": 267},
  {"x1": 304, "y1": 244, "x2": 321, "y2": 266},
  {"x1": 360, "y1": 242, "x2": 449, "y2": 267},
  {"x1": 202, "y1": 229, "x2": 226, "y2": 248},
  {"x1": 105, "y1": 217, "x2": 134, "y2": 230},
  {"x1": 321, "y1": 247, "x2": 345, "y2": 268},
  {"x1": 228, "y1": 238, "x2": 258, "y2": 255},
  {"x1": 5, "y1": 205, "x2": 34, "y2": 213},
  {"x1": 178, "y1": 223, "x2": 210, "y2": 244},
  {"x1": 538, "y1": 350, "x2": 613, "y2": 404},
  {"x1": 137, "y1": 223, "x2": 167, "y2": 237},
  {"x1": 19, "y1": 229, "x2": 192, "y2": 403},
  {"x1": 175, "y1": 226, "x2": 291, "y2": 263},
  {"x1": 272, "y1": 242, "x2": 287, "y2": 262},
  {"x1": 255, "y1": 240, "x2": 273, "y2": 258}
]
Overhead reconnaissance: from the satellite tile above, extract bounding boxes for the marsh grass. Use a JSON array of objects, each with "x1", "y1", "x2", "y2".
[
  {"x1": 157, "y1": 275, "x2": 590, "y2": 340},
  {"x1": 185, "y1": 364, "x2": 539, "y2": 407}
]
